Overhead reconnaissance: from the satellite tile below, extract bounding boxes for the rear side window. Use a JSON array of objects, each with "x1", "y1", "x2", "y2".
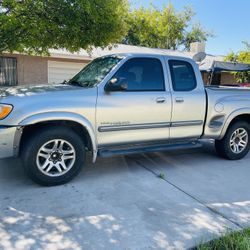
[
  {"x1": 113, "y1": 58, "x2": 165, "y2": 91},
  {"x1": 169, "y1": 60, "x2": 197, "y2": 91}
]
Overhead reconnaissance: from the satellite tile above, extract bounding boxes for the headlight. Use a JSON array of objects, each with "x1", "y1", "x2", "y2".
[{"x1": 0, "y1": 104, "x2": 13, "y2": 120}]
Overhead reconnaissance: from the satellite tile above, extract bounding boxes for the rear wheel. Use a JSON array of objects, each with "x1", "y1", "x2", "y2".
[
  {"x1": 215, "y1": 121, "x2": 250, "y2": 160},
  {"x1": 22, "y1": 127, "x2": 85, "y2": 186}
]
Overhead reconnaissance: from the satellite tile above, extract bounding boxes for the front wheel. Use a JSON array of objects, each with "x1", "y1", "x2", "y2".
[
  {"x1": 215, "y1": 121, "x2": 250, "y2": 160},
  {"x1": 22, "y1": 127, "x2": 85, "y2": 186}
]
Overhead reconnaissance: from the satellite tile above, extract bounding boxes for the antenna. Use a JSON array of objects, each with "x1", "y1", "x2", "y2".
[{"x1": 192, "y1": 52, "x2": 206, "y2": 62}]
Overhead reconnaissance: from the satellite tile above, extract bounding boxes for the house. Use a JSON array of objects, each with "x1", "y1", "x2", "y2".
[
  {"x1": 0, "y1": 51, "x2": 90, "y2": 86},
  {"x1": 0, "y1": 43, "x2": 240, "y2": 87}
]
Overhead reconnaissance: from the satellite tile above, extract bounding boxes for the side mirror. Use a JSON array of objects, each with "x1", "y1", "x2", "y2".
[{"x1": 105, "y1": 77, "x2": 128, "y2": 92}]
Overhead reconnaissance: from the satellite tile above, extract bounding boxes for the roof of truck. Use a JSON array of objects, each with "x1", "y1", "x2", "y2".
[
  {"x1": 103, "y1": 52, "x2": 191, "y2": 59},
  {"x1": 49, "y1": 44, "x2": 190, "y2": 59}
]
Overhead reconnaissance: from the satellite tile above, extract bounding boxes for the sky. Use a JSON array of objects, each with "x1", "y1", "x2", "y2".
[{"x1": 131, "y1": 0, "x2": 250, "y2": 55}]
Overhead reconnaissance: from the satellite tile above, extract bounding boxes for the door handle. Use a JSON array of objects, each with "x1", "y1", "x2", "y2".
[
  {"x1": 175, "y1": 97, "x2": 184, "y2": 103},
  {"x1": 156, "y1": 97, "x2": 166, "y2": 103}
]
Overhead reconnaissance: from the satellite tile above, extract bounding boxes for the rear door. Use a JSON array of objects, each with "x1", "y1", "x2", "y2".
[
  {"x1": 167, "y1": 59, "x2": 206, "y2": 140},
  {"x1": 96, "y1": 56, "x2": 172, "y2": 146}
]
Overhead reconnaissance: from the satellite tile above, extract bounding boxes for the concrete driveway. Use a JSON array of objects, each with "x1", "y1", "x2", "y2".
[{"x1": 0, "y1": 141, "x2": 249, "y2": 250}]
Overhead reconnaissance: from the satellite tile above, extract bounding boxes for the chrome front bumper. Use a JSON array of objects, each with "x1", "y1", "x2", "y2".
[{"x1": 0, "y1": 126, "x2": 17, "y2": 159}]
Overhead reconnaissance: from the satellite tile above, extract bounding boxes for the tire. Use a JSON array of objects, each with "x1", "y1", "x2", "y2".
[
  {"x1": 21, "y1": 126, "x2": 85, "y2": 186},
  {"x1": 215, "y1": 121, "x2": 250, "y2": 160}
]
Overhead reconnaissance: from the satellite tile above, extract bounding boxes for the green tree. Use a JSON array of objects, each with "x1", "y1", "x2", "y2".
[
  {"x1": 225, "y1": 42, "x2": 250, "y2": 83},
  {"x1": 123, "y1": 4, "x2": 212, "y2": 50},
  {"x1": 0, "y1": 0, "x2": 128, "y2": 55},
  {"x1": 184, "y1": 23, "x2": 213, "y2": 51}
]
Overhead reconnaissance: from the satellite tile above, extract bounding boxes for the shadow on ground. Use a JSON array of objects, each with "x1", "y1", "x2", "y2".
[{"x1": 0, "y1": 142, "x2": 248, "y2": 249}]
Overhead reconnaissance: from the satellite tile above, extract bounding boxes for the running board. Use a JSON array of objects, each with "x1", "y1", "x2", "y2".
[{"x1": 98, "y1": 141, "x2": 202, "y2": 158}]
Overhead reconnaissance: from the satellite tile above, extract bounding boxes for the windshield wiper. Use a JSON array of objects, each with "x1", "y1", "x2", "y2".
[
  {"x1": 80, "y1": 81, "x2": 96, "y2": 87},
  {"x1": 63, "y1": 80, "x2": 95, "y2": 88},
  {"x1": 67, "y1": 80, "x2": 82, "y2": 87},
  {"x1": 59, "y1": 80, "x2": 68, "y2": 85}
]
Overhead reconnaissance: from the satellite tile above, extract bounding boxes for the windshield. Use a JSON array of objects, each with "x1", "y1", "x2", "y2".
[{"x1": 68, "y1": 56, "x2": 123, "y2": 87}]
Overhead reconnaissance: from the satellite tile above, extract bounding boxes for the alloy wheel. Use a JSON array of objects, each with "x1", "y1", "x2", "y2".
[
  {"x1": 36, "y1": 139, "x2": 76, "y2": 177},
  {"x1": 229, "y1": 128, "x2": 248, "y2": 154}
]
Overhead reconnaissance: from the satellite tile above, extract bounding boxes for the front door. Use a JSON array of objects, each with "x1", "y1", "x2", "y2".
[{"x1": 96, "y1": 56, "x2": 172, "y2": 146}]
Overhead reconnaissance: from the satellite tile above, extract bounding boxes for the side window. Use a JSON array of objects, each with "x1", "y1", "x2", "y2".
[
  {"x1": 113, "y1": 58, "x2": 165, "y2": 91},
  {"x1": 169, "y1": 60, "x2": 197, "y2": 91}
]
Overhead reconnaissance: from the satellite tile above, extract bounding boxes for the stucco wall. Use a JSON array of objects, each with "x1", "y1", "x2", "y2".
[
  {"x1": 4, "y1": 54, "x2": 48, "y2": 85},
  {"x1": 201, "y1": 71, "x2": 237, "y2": 85},
  {"x1": 220, "y1": 72, "x2": 237, "y2": 85}
]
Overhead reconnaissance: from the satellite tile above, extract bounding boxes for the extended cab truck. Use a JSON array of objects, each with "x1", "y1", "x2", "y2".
[{"x1": 0, "y1": 53, "x2": 250, "y2": 186}]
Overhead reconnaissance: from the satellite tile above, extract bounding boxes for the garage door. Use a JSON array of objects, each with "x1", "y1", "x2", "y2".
[{"x1": 48, "y1": 61, "x2": 87, "y2": 84}]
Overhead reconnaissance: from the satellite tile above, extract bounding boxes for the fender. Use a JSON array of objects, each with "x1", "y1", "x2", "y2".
[
  {"x1": 219, "y1": 108, "x2": 250, "y2": 139},
  {"x1": 19, "y1": 111, "x2": 98, "y2": 162}
]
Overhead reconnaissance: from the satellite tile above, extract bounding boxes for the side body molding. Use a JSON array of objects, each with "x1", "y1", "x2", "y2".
[
  {"x1": 219, "y1": 108, "x2": 250, "y2": 139},
  {"x1": 19, "y1": 112, "x2": 98, "y2": 162}
]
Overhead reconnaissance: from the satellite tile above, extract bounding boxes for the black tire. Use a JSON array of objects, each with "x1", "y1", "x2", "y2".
[
  {"x1": 21, "y1": 126, "x2": 85, "y2": 186},
  {"x1": 215, "y1": 121, "x2": 250, "y2": 160}
]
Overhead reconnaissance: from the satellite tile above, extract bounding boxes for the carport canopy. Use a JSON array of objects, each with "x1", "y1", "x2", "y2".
[
  {"x1": 204, "y1": 61, "x2": 250, "y2": 73},
  {"x1": 212, "y1": 61, "x2": 250, "y2": 72}
]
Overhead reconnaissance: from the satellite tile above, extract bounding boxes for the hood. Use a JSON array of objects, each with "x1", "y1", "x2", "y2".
[
  {"x1": 0, "y1": 83, "x2": 80, "y2": 99},
  {"x1": 0, "y1": 83, "x2": 97, "y2": 126}
]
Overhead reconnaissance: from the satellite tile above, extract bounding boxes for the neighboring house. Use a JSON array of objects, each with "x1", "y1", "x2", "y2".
[
  {"x1": 0, "y1": 43, "x2": 238, "y2": 87},
  {"x1": 0, "y1": 52, "x2": 90, "y2": 86}
]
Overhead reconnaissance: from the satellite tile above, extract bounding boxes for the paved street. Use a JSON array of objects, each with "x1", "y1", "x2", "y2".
[{"x1": 0, "y1": 141, "x2": 249, "y2": 250}]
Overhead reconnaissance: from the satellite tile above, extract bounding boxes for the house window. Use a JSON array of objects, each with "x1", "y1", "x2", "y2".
[{"x1": 0, "y1": 57, "x2": 17, "y2": 86}]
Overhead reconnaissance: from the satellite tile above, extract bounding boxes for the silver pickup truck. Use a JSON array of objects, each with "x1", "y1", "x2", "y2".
[{"x1": 1, "y1": 53, "x2": 250, "y2": 186}]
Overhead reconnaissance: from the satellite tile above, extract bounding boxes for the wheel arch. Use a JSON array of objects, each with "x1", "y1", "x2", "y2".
[
  {"x1": 18, "y1": 112, "x2": 97, "y2": 162},
  {"x1": 220, "y1": 108, "x2": 250, "y2": 139}
]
